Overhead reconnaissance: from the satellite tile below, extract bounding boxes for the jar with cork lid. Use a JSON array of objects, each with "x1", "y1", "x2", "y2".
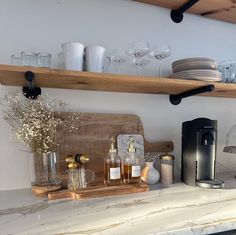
[{"x1": 160, "y1": 154, "x2": 175, "y2": 185}]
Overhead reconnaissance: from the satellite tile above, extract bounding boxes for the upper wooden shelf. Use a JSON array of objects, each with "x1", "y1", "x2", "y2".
[
  {"x1": 0, "y1": 64, "x2": 236, "y2": 99},
  {"x1": 133, "y1": 0, "x2": 236, "y2": 24}
]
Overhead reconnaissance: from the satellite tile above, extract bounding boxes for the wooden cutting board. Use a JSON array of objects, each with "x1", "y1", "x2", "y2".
[
  {"x1": 57, "y1": 113, "x2": 173, "y2": 187},
  {"x1": 48, "y1": 183, "x2": 149, "y2": 200}
]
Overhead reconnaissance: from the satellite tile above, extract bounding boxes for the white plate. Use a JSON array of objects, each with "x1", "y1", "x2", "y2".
[
  {"x1": 169, "y1": 69, "x2": 222, "y2": 82},
  {"x1": 172, "y1": 61, "x2": 217, "y2": 73},
  {"x1": 169, "y1": 75, "x2": 222, "y2": 82},
  {"x1": 172, "y1": 57, "x2": 217, "y2": 67}
]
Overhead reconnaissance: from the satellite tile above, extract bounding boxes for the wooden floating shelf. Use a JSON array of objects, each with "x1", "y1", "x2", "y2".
[
  {"x1": 133, "y1": 0, "x2": 236, "y2": 24},
  {"x1": 0, "y1": 64, "x2": 236, "y2": 99}
]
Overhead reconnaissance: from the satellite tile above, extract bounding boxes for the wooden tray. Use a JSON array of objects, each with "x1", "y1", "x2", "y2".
[
  {"x1": 57, "y1": 112, "x2": 174, "y2": 187},
  {"x1": 47, "y1": 183, "x2": 149, "y2": 200}
]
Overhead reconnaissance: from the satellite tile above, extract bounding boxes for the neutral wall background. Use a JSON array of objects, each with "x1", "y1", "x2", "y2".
[{"x1": 1, "y1": 0, "x2": 236, "y2": 190}]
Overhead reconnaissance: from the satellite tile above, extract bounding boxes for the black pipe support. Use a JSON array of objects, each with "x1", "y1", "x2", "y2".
[
  {"x1": 22, "y1": 71, "x2": 41, "y2": 99},
  {"x1": 169, "y1": 84, "x2": 215, "y2": 105},
  {"x1": 170, "y1": 0, "x2": 199, "y2": 23}
]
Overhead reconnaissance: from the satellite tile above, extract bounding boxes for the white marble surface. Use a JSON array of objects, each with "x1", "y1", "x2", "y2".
[{"x1": 1, "y1": 172, "x2": 236, "y2": 235}]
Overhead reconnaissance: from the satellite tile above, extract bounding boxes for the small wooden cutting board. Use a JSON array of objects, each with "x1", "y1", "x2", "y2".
[{"x1": 47, "y1": 183, "x2": 149, "y2": 200}]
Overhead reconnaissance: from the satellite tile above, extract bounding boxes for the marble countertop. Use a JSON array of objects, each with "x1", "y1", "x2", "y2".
[{"x1": 1, "y1": 172, "x2": 236, "y2": 235}]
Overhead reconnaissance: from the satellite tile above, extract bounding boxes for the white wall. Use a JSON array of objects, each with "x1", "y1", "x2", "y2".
[{"x1": 1, "y1": 0, "x2": 236, "y2": 190}]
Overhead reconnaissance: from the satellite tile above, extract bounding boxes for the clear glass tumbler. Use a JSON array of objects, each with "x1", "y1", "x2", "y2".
[
  {"x1": 37, "y1": 52, "x2": 52, "y2": 68},
  {"x1": 11, "y1": 54, "x2": 23, "y2": 66},
  {"x1": 21, "y1": 51, "x2": 37, "y2": 67}
]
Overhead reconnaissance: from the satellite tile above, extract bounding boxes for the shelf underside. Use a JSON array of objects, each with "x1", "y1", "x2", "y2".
[
  {"x1": 133, "y1": 0, "x2": 236, "y2": 24},
  {"x1": 0, "y1": 64, "x2": 236, "y2": 98}
]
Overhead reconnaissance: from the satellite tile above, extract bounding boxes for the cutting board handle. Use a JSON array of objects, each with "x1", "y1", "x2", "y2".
[{"x1": 144, "y1": 141, "x2": 173, "y2": 153}]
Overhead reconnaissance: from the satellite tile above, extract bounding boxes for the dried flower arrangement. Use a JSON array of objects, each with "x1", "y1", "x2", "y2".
[{"x1": 1, "y1": 90, "x2": 83, "y2": 154}]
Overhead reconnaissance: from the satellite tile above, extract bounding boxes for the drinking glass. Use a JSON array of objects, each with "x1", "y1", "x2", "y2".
[
  {"x1": 218, "y1": 61, "x2": 236, "y2": 83},
  {"x1": 150, "y1": 45, "x2": 171, "y2": 77},
  {"x1": 11, "y1": 54, "x2": 23, "y2": 66},
  {"x1": 106, "y1": 50, "x2": 128, "y2": 74},
  {"x1": 37, "y1": 52, "x2": 52, "y2": 68},
  {"x1": 126, "y1": 42, "x2": 150, "y2": 75},
  {"x1": 21, "y1": 51, "x2": 37, "y2": 67}
]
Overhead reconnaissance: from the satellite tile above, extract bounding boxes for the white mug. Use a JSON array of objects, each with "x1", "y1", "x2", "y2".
[
  {"x1": 57, "y1": 52, "x2": 64, "y2": 69},
  {"x1": 62, "y1": 42, "x2": 84, "y2": 71},
  {"x1": 85, "y1": 46, "x2": 106, "y2": 72}
]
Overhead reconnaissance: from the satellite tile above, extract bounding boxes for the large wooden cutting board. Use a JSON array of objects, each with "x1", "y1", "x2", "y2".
[{"x1": 57, "y1": 113, "x2": 173, "y2": 187}]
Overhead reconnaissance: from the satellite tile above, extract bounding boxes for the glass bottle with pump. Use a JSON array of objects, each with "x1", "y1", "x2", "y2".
[
  {"x1": 123, "y1": 137, "x2": 141, "y2": 184},
  {"x1": 104, "y1": 137, "x2": 122, "y2": 186}
]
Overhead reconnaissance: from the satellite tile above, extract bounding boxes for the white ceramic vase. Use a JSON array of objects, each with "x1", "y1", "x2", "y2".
[{"x1": 141, "y1": 162, "x2": 160, "y2": 185}]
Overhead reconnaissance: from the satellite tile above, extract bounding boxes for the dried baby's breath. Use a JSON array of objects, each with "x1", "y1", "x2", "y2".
[{"x1": 1, "y1": 90, "x2": 83, "y2": 154}]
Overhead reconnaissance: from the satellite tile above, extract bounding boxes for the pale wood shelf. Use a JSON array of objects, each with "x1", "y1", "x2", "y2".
[
  {"x1": 133, "y1": 0, "x2": 236, "y2": 24},
  {"x1": 0, "y1": 64, "x2": 236, "y2": 98}
]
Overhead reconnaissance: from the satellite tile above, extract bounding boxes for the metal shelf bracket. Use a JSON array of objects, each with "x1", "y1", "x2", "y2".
[
  {"x1": 170, "y1": 0, "x2": 199, "y2": 23},
  {"x1": 169, "y1": 84, "x2": 215, "y2": 105},
  {"x1": 22, "y1": 71, "x2": 41, "y2": 99}
]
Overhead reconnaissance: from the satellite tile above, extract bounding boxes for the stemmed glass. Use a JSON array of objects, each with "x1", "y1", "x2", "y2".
[
  {"x1": 150, "y1": 45, "x2": 171, "y2": 77},
  {"x1": 126, "y1": 42, "x2": 150, "y2": 75}
]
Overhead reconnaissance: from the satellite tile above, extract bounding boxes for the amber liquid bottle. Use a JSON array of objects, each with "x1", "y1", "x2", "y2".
[
  {"x1": 123, "y1": 140, "x2": 141, "y2": 184},
  {"x1": 104, "y1": 139, "x2": 122, "y2": 186}
]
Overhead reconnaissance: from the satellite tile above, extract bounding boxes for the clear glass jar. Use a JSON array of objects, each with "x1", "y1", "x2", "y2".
[
  {"x1": 160, "y1": 154, "x2": 175, "y2": 185},
  {"x1": 11, "y1": 54, "x2": 23, "y2": 66},
  {"x1": 37, "y1": 52, "x2": 52, "y2": 68},
  {"x1": 68, "y1": 167, "x2": 95, "y2": 191},
  {"x1": 21, "y1": 51, "x2": 37, "y2": 67}
]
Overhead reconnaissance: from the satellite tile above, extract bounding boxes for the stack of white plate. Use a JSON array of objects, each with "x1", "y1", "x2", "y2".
[{"x1": 170, "y1": 57, "x2": 222, "y2": 82}]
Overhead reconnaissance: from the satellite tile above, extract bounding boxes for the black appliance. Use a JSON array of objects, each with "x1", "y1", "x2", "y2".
[{"x1": 182, "y1": 118, "x2": 224, "y2": 188}]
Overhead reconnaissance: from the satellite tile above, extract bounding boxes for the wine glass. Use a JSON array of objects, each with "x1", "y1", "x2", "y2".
[
  {"x1": 150, "y1": 45, "x2": 171, "y2": 77},
  {"x1": 126, "y1": 42, "x2": 150, "y2": 75}
]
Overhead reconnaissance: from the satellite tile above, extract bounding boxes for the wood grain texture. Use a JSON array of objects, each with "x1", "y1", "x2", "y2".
[
  {"x1": 1, "y1": 64, "x2": 236, "y2": 98},
  {"x1": 31, "y1": 185, "x2": 61, "y2": 197},
  {"x1": 47, "y1": 183, "x2": 149, "y2": 200},
  {"x1": 57, "y1": 113, "x2": 173, "y2": 187},
  {"x1": 133, "y1": 0, "x2": 236, "y2": 24}
]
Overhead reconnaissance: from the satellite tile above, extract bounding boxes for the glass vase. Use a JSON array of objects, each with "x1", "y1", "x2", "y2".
[{"x1": 30, "y1": 152, "x2": 61, "y2": 186}]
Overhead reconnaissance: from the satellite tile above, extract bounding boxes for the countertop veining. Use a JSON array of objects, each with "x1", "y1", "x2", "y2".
[{"x1": 1, "y1": 172, "x2": 236, "y2": 235}]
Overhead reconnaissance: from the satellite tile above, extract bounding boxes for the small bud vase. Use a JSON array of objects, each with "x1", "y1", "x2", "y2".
[{"x1": 141, "y1": 162, "x2": 160, "y2": 185}]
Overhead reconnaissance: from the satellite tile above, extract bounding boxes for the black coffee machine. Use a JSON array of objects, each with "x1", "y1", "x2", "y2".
[{"x1": 182, "y1": 118, "x2": 224, "y2": 189}]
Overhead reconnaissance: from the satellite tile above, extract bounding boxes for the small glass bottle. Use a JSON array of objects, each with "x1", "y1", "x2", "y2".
[
  {"x1": 123, "y1": 137, "x2": 141, "y2": 184},
  {"x1": 104, "y1": 137, "x2": 122, "y2": 186}
]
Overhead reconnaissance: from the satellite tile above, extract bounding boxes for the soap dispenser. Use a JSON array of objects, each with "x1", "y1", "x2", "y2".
[
  {"x1": 123, "y1": 136, "x2": 141, "y2": 184},
  {"x1": 104, "y1": 137, "x2": 122, "y2": 186}
]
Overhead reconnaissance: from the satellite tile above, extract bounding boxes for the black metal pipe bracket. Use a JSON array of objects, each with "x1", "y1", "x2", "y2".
[
  {"x1": 170, "y1": 0, "x2": 199, "y2": 23},
  {"x1": 169, "y1": 84, "x2": 215, "y2": 105},
  {"x1": 22, "y1": 71, "x2": 41, "y2": 99}
]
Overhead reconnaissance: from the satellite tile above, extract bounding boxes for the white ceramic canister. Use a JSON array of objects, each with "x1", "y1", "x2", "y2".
[
  {"x1": 62, "y1": 42, "x2": 85, "y2": 71},
  {"x1": 85, "y1": 45, "x2": 106, "y2": 72}
]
